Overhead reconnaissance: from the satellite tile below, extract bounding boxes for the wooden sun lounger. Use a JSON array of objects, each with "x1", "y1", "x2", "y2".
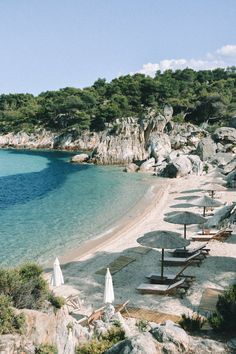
[
  {"x1": 136, "y1": 278, "x2": 185, "y2": 295},
  {"x1": 146, "y1": 264, "x2": 195, "y2": 285},
  {"x1": 164, "y1": 251, "x2": 204, "y2": 265},
  {"x1": 169, "y1": 244, "x2": 210, "y2": 258},
  {"x1": 162, "y1": 251, "x2": 203, "y2": 266},
  {"x1": 191, "y1": 228, "x2": 232, "y2": 242}
]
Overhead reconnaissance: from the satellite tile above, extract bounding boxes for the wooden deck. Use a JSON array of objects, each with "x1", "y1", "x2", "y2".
[
  {"x1": 117, "y1": 305, "x2": 180, "y2": 324},
  {"x1": 198, "y1": 288, "x2": 224, "y2": 313}
]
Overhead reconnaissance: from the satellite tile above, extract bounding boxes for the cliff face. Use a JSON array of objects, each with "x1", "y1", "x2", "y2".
[{"x1": 0, "y1": 107, "x2": 173, "y2": 165}]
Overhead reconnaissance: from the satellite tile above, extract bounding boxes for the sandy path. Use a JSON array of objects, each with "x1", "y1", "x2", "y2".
[{"x1": 51, "y1": 174, "x2": 236, "y2": 317}]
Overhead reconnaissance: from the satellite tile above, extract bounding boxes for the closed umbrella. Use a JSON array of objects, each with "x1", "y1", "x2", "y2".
[
  {"x1": 51, "y1": 257, "x2": 64, "y2": 287},
  {"x1": 104, "y1": 268, "x2": 114, "y2": 304},
  {"x1": 164, "y1": 211, "x2": 207, "y2": 239},
  {"x1": 202, "y1": 183, "x2": 227, "y2": 198},
  {"x1": 137, "y1": 230, "x2": 189, "y2": 279},
  {"x1": 189, "y1": 195, "x2": 223, "y2": 216}
]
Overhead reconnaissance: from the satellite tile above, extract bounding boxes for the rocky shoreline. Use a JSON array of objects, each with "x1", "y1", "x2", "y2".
[{"x1": 1, "y1": 108, "x2": 235, "y2": 182}]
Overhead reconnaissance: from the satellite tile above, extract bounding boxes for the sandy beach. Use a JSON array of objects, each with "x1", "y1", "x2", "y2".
[{"x1": 51, "y1": 174, "x2": 236, "y2": 317}]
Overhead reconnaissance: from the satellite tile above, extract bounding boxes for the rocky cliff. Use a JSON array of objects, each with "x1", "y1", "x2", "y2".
[{"x1": 0, "y1": 108, "x2": 236, "y2": 178}]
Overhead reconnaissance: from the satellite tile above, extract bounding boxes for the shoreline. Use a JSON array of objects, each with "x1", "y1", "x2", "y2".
[
  {"x1": 51, "y1": 174, "x2": 236, "y2": 316},
  {"x1": 58, "y1": 176, "x2": 171, "y2": 265}
]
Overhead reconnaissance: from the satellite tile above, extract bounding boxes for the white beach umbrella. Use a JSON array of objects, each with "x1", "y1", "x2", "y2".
[
  {"x1": 104, "y1": 268, "x2": 114, "y2": 304},
  {"x1": 51, "y1": 257, "x2": 64, "y2": 287}
]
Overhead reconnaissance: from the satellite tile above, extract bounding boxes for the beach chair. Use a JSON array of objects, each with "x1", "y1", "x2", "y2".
[
  {"x1": 169, "y1": 243, "x2": 210, "y2": 258},
  {"x1": 162, "y1": 251, "x2": 203, "y2": 266},
  {"x1": 191, "y1": 228, "x2": 232, "y2": 242},
  {"x1": 136, "y1": 278, "x2": 186, "y2": 295},
  {"x1": 87, "y1": 306, "x2": 105, "y2": 324},
  {"x1": 146, "y1": 264, "x2": 195, "y2": 285}
]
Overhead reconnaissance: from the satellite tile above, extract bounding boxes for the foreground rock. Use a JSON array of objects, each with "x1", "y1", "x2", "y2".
[
  {"x1": 0, "y1": 307, "x2": 90, "y2": 354},
  {"x1": 162, "y1": 156, "x2": 192, "y2": 178}
]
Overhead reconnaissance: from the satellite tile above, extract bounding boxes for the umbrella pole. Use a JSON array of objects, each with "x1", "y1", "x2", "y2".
[
  {"x1": 184, "y1": 224, "x2": 187, "y2": 239},
  {"x1": 203, "y1": 206, "x2": 206, "y2": 217},
  {"x1": 161, "y1": 249, "x2": 164, "y2": 279}
]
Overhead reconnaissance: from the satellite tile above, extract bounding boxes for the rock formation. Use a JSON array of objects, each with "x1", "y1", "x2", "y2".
[{"x1": 0, "y1": 108, "x2": 235, "y2": 179}]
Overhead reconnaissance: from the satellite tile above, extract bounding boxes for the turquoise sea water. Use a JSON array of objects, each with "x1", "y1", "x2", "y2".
[{"x1": 0, "y1": 149, "x2": 150, "y2": 266}]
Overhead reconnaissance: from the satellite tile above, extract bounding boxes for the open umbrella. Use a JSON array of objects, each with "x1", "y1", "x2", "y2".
[
  {"x1": 189, "y1": 195, "x2": 223, "y2": 216},
  {"x1": 204, "y1": 179, "x2": 227, "y2": 187},
  {"x1": 51, "y1": 257, "x2": 64, "y2": 287},
  {"x1": 104, "y1": 268, "x2": 114, "y2": 304},
  {"x1": 137, "y1": 230, "x2": 189, "y2": 279},
  {"x1": 164, "y1": 211, "x2": 207, "y2": 239},
  {"x1": 202, "y1": 183, "x2": 227, "y2": 198}
]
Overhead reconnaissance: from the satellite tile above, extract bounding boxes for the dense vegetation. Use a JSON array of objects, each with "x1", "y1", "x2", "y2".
[
  {"x1": 76, "y1": 325, "x2": 126, "y2": 354},
  {"x1": 0, "y1": 262, "x2": 64, "y2": 311},
  {"x1": 0, "y1": 67, "x2": 235, "y2": 134}
]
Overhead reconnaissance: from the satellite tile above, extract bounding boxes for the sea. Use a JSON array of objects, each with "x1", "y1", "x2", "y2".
[{"x1": 0, "y1": 149, "x2": 150, "y2": 267}]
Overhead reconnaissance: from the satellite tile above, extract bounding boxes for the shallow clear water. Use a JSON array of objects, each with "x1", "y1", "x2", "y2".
[{"x1": 0, "y1": 149, "x2": 149, "y2": 266}]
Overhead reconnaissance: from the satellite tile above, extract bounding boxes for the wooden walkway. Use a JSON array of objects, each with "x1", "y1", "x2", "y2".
[
  {"x1": 118, "y1": 306, "x2": 180, "y2": 324},
  {"x1": 95, "y1": 255, "x2": 136, "y2": 275},
  {"x1": 198, "y1": 288, "x2": 224, "y2": 313}
]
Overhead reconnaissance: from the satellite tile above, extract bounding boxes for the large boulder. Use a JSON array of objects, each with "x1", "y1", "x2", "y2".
[
  {"x1": 210, "y1": 153, "x2": 235, "y2": 168},
  {"x1": 70, "y1": 153, "x2": 89, "y2": 163},
  {"x1": 223, "y1": 157, "x2": 236, "y2": 174},
  {"x1": 105, "y1": 334, "x2": 158, "y2": 354},
  {"x1": 147, "y1": 133, "x2": 171, "y2": 163},
  {"x1": 151, "y1": 320, "x2": 190, "y2": 352},
  {"x1": 162, "y1": 156, "x2": 192, "y2": 178},
  {"x1": 213, "y1": 127, "x2": 236, "y2": 144},
  {"x1": 187, "y1": 155, "x2": 203, "y2": 175},
  {"x1": 169, "y1": 123, "x2": 206, "y2": 150},
  {"x1": 123, "y1": 163, "x2": 139, "y2": 173},
  {"x1": 196, "y1": 137, "x2": 217, "y2": 161},
  {"x1": 139, "y1": 158, "x2": 155, "y2": 172}
]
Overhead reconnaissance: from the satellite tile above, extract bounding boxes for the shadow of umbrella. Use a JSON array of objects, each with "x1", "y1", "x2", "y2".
[
  {"x1": 137, "y1": 230, "x2": 190, "y2": 280},
  {"x1": 202, "y1": 183, "x2": 227, "y2": 198},
  {"x1": 164, "y1": 211, "x2": 207, "y2": 239},
  {"x1": 189, "y1": 195, "x2": 223, "y2": 216}
]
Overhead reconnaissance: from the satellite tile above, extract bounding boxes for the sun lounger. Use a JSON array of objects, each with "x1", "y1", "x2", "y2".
[
  {"x1": 162, "y1": 251, "x2": 203, "y2": 266},
  {"x1": 136, "y1": 278, "x2": 185, "y2": 295},
  {"x1": 191, "y1": 228, "x2": 232, "y2": 242},
  {"x1": 146, "y1": 264, "x2": 195, "y2": 285},
  {"x1": 169, "y1": 244, "x2": 210, "y2": 258}
]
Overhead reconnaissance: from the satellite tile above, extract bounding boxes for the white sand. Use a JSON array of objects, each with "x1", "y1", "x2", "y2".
[{"x1": 50, "y1": 174, "x2": 236, "y2": 317}]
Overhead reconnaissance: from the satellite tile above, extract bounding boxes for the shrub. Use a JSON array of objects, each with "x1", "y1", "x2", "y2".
[
  {"x1": 0, "y1": 263, "x2": 52, "y2": 310},
  {"x1": 136, "y1": 319, "x2": 149, "y2": 332},
  {"x1": 179, "y1": 312, "x2": 206, "y2": 333},
  {"x1": 48, "y1": 294, "x2": 65, "y2": 309},
  {"x1": 209, "y1": 284, "x2": 236, "y2": 333},
  {"x1": 19, "y1": 262, "x2": 43, "y2": 280},
  {"x1": 76, "y1": 326, "x2": 126, "y2": 354},
  {"x1": 0, "y1": 294, "x2": 25, "y2": 335},
  {"x1": 35, "y1": 344, "x2": 58, "y2": 354},
  {"x1": 203, "y1": 164, "x2": 209, "y2": 173}
]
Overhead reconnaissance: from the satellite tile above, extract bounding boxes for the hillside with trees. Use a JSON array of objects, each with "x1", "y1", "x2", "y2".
[{"x1": 0, "y1": 67, "x2": 235, "y2": 134}]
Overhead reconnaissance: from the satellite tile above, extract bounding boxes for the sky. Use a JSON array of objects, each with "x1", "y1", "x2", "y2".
[{"x1": 0, "y1": 0, "x2": 235, "y2": 95}]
